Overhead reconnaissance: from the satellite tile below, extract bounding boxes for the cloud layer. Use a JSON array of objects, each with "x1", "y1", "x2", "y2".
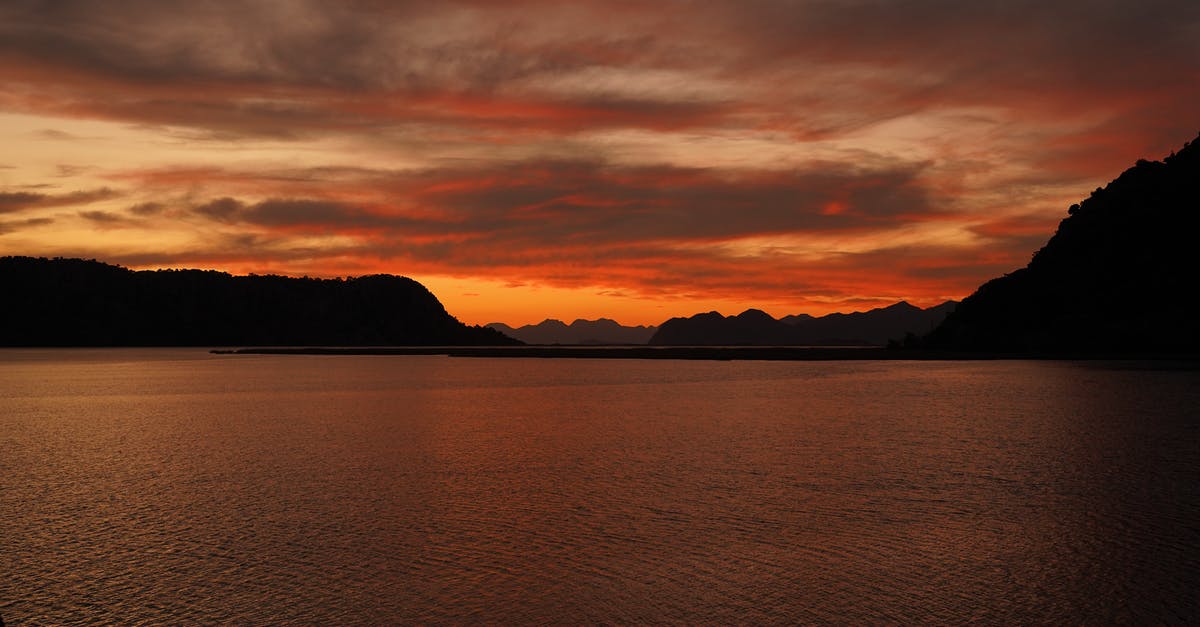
[{"x1": 1, "y1": 0, "x2": 1196, "y2": 323}]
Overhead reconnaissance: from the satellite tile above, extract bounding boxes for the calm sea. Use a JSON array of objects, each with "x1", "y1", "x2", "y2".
[{"x1": 2, "y1": 349, "x2": 1198, "y2": 624}]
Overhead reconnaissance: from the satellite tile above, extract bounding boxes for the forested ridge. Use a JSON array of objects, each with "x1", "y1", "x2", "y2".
[
  {"x1": 926, "y1": 133, "x2": 1200, "y2": 353},
  {"x1": 0, "y1": 257, "x2": 518, "y2": 347}
]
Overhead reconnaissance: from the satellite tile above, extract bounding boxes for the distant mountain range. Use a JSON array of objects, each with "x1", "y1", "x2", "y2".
[
  {"x1": 0, "y1": 257, "x2": 517, "y2": 346},
  {"x1": 925, "y1": 133, "x2": 1200, "y2": 353},
  {"x1": 649, "y1": 301, "x2": 957, "y2": 346},
  {"x1": 487, "y1": 319, "x2": 657, "y2": 345}
]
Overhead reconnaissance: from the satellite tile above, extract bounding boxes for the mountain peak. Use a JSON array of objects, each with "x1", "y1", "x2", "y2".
[{"x1": 736, "y1": 308, "x2": 776, "y2": 321}]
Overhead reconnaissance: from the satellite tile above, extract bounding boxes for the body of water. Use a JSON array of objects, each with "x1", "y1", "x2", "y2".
[{"x1": 2, "y1": 349, "x2": 1198, "y2": 623}]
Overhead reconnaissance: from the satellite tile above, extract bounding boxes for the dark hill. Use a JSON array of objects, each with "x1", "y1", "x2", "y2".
[
  {"x1": 649, "y1": 301, "x2": 956, "y2": 346},
  {"x1": 0, "y1": 257, "x2": 519, "y2": 347},
  {"x1": 486, "y1": 318, "x2": 657, "y2": 345},
  {"x1": 926, "y1": 133, "x2": 1200, "y2": 353},
  {"x1": 649, "y1": 309, "x2": 793, "y2": 345},
  {"x1": 790, "y1": 300, "x2": 957, "y2": 346}
]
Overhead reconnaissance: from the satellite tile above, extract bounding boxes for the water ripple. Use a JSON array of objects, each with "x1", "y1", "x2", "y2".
[{"x1": 1, "y1": 351, "x2": 1198, "y2": 623}]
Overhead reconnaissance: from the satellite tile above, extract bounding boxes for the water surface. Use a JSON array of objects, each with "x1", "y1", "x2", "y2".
[{"x1": 2, "y1": 350, "x2": 1198, "y2": 623}]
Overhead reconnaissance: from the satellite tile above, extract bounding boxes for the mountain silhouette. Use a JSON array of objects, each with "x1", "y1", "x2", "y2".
[
  {"x1": 790, "y1": 301, "x2": 957, "y2": 346},
  {"x1": 649, "y1": 301, "x2": 956, "y2": 346},
  {"x1": 650, "y1": 309, "x2": 794, "y2": 346},
  {"x1": 926, "y1": 133, "x2": 1200, "y2": 353},
  {"x1": 487, "y1": 318, "x2": 657, "y2": 345},
  {"x1": 0, "y1": 257, "x2": 519, "y2": 347}
]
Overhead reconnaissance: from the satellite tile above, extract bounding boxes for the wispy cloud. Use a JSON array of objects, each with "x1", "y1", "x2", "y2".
[{"x1": 0, "y1": 188, "x2": 120, "y2": 214}]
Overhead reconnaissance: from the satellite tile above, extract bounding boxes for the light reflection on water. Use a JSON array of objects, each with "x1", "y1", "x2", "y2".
[{"x1": 2, "y1": 350, "x2": 1198, "y2": 623}]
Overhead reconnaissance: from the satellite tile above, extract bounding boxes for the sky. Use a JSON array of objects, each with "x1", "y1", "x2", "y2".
[{"x1": 1, "y1": 1, "x2": 1197, "y2": 326}]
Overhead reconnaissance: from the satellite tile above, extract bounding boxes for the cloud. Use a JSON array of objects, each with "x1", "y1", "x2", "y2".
[
  {"x1": 243, "y1": 199, "x2": 381, "y2": 227},
  {"x1": 0, "y1": 187, "x2": 120, "y2": 213},
  {"x1": 189, "y1": 196, "x2": 422, "y2": 233},
  {"x1": 35, "y1": 129, "x2": 81, "y2": 140},
  {"x1": 406, "y1": 160, "x2": 943, "y2": 245},
  {"x1": 0, "y1": 216, "x2": 53, "y2": 234},
  {"x1": 79, "y1": 210, "x2": 123, "y2": 223},
  {"x1": 56, "y1": 164, "x2": 91, "y2": 177},
  {"x1": 173, "y1": 157, "x2": 946, "y2": 246},
  {"x1": 128, "y1": 201, "x2": 166, "y2": 215},
  {"x1": 0, "y1": 192, "x2": 46, "y2": 214},
  {"x1": 194, "y1": 197, "x2": 244, "y2": 221},
  {"x1": 2, "y1": 0, "x2": 1193, "y2": 147},
  {"x1": 0, "y1": 2, "x2": 737, "y2": 140}
]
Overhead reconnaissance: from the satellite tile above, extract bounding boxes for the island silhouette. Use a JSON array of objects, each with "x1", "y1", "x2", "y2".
[{"x1": 0, "y1": 257, "x2": 518, "y2": 347}]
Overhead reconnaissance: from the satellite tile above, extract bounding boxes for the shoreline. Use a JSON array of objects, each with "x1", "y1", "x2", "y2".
[{"x1": 209, "y1": 346, "x2": 1200, "y2": 361}]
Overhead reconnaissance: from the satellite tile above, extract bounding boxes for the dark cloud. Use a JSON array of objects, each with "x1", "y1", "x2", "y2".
[
  {"x1": 706, "y1": 0, "x2": 1200, "y2": 148},
  {"x1": 188, "y1": 196, "x2": 435, "y2": 235},
  {"x1": 0, "y1": 216, "x2": 54, "y2": 234},
  {"x1": 128, "y1": 201, "x2": 166, "y2": 215},
  {"x1": 243, "y1": 199, "x2": 430, "y2": 231},
  {"x1": 2, "y1": 0, "x2": 1195, "y2": 150},
  {"x1": 79, "y1": 210, "x2": 123, "y2": 223},
  {"x1": 179, "y1": 158, "x2": 943, "y2": 248},
  {"x1": 244, "y1": 199, "x2": 367, "y2": 226},
  {"x1": 194, "y1": 197, "x2": 244, "y2": 221},
  {"x1": 405, "y1": 159, "x2": 940, "y2": 245},
  {"x1": 60, "y1": 188, "x2": 122, "y2": 205},
  {"x1": 56, "y1": 164, "x2": 90, "y2": 177},
  {"x1": 36, "y1": 129, "x2": 80, "y2": 140},
  {"x1": 0, "y1": 191, "x2": 47, "y2": 214},
  {"x1": 0, "y1": 187, "x2": 120, "y2": 213},
  {"x1": 718, "y1": 0, "x2": 1200, "y2": 89},
  {"x1": 1, "y1": 1, "x2": 640, "y2": 92}
]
